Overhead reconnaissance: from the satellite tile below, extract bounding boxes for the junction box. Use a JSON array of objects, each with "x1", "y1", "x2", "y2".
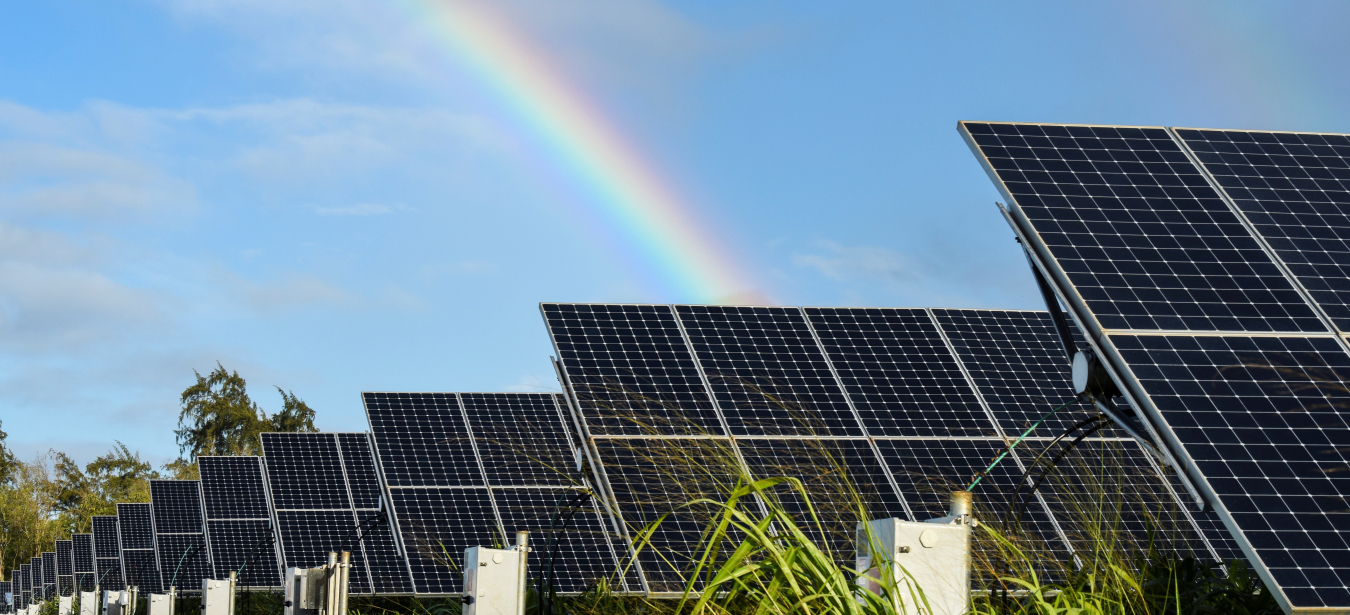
[
  {"x1": 462, "y1": 531, "x2": 529, "y2": 615},
  {"x1": 857, "y1": 491, "x2": 974, "y2": 615}
]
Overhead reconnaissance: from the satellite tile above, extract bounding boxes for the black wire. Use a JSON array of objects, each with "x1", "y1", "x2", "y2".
[
  {"x1": 536, "y1": 491, "x2": 590, "y2": 615},
  {"x1": 1014, "y1": 419, "x2": 1111, "y2": 526}
]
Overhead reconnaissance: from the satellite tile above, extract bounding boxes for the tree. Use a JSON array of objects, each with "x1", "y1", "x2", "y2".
[
  {"x1": 174, "y1": 363, "x2": 318, "y2": 463},
  {"x1": 51, "y1": 444, "x2": 158, "y2": 536}
]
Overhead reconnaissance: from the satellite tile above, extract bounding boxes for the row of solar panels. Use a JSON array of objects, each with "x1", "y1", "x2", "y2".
[{"x1": 4, "y1": 305, "x2": 1241, "y2": 612}]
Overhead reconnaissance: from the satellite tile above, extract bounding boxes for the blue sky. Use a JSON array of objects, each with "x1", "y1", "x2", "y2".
[{"x1": 2, "y1": 0, "x2": 1348, "y2": 465}]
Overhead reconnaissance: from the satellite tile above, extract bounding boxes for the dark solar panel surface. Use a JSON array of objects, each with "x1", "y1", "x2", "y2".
[
  {"x1": 737, "y1": 438, "x2": 907, "y2": 565},
  {"x1": 961, "y1": 121, "x2": 1323, "y2": 333},
  {"x1": 1179, "y1": 129, "x2": 1350, "y2": 331},
  {"x1": 365, "y1": 392, "x2": 632, "y2": 595},
  {"x1": 56, "y1": 541, "x2": 72, "y2": 577},
  {"x1": 198, "y1": 457, "x2": 282, "y2": 588},
  {"x1": 1114, "y1": 334, "x2": 1350, "y2": 605},
  {"x1": 261, "y1": 432, "x2": 414, "y2": 595},
  {"x1": 546, "y1": 303, "x2": 1226, "y2": 594},
  {"x1": 92, "y1": 516, "x2": 123, "y2": 591},
  {"x1": 30, "y1": 558, "x2": 39, "y2": 597},
  {"x1": 56, "y1": 541, "x2": 73, "y2": 596},
  {"x1": 387, "y1": 488, "x2": 497, "y2": 595},
  {"x1": 18, "y1": 566, "x2": 28, "y2": 608},
  {"x1": 365, "y1": 393, "x2": 478, "y2": 487},
  {"x1": 541, "y1": 303, "x2": 723, "y2": 435},
  {"x1": 931, "y1": 309, "x2": 1122, "y2": 437},
  {"x1": 120, "y1": 550, "x2": 158, "y2": 594},
  {"x1": 676, "y1": 305, "x2": 862, "y2": 437},
  {"x1": 116, "y1": 502, "x2": 162, "y2": 593},
  {"x1": 589, "y1": 437, "x2": 742, "y2": 593},
  {"x1": 805, "y1": 307, "x2": 994, "y2": 437},
  {"x1": 41, "y1": 553, "x2": 55, "y2": 599},
  {"x1": 72, "y1": 534, "x2": 95, "y2": 593},
  {"x1": 462, "y1": 393, "x2": 581, "y2": 486},
  {"x1": 149, "y1": 481, "x2": 210, "y2": 592}
]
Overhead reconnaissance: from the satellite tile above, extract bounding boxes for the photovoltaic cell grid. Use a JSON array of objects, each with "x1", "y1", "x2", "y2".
[
  {"x1": 197, "y1": 456, "x2": 283, "y2": 588},
  {"x1": 116, "y1": 503, "x2": 159, "y2": 593},
  {"x1": 149, "y1": 481, "x2": 211, "y2": 592},
  {"x1": 259, "y1": 432, "x2": 412, "y2": 595},
  {"x1": 92, "y1": 516, "x2": 123, "y2": 591},
  {"x1": 1178, "y1": 129, "x2": 1350, "y2": 332},
  {"x1": 56, "y1": 540, "x2": 73, "y2": 596},
  {"x1": 364, "y1": 392, "x2": 633, "y2": 596},
  {"x1": 72, "y1": 534, "x2": 95, "y2": 593},
  {"x1": 18, "y1": 565, "x2": 28, "y2": 609},
  {"x1": 1, "y1": 580, "x2": 10, "y2": 612},
  {"x1": 41, "y1": 553, "x2": 55, "y2": 600},
  {"x1": 29, "y1": 558, "x2": 39, "y2": 601},
  {"x1": 543, "y1": 304, "x2": 1221, "y2": 593},
  {"x1": 962, "y1": 121, "x2": 1350, "y2": 611}
]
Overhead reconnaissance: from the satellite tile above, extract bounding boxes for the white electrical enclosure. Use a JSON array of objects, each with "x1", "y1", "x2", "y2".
[
  {"x1": 79, "y1": 592, "x2": 97, "y2": 615},
  {"x1": 58, "y1": 596, "x2": 72, "y2": 615},
  {"x1": 147, "y1": 594, "x2": 171, "y2": 615},
  {"x1": 463, "y1": 533, "x2": 528, "y2": 615},
  {"x1": 283, "y1": 568, "x2": 315, "y2": 615},
  {"x1": 201, "y1": 579, "x2": 233, "y2": 615},
  {"x1": 857, "y1": 516, "x2": 972, "y2": 615},
  {"x1": 102, "y1": 591, "x2": 122, "y2": 615}
]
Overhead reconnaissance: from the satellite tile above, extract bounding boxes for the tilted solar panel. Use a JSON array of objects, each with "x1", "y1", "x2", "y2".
[
  {"x1": 364, "y1": 392, "x2": 632, "y2": 596},
  {"x1": 55, "y1": 540, "x2": 73, "y2": 596},
  {"x1": 40, "y1": 553, "x2": 55, "y2": 600},
  {"x1": 18, "y1": 565, "x2": 28, "y2": 609},
  {"x1": 91, "y1": 516, "x2": 124, "y2": 591},
  {"x1": 198, "y1": 456, "x2": 283, "y2": 589},
  {"x1": 545, "y1": 303, "x2": 1225, "y2": 595},
  {"x1": 260, "y1": 432, "x2": 413, "y2": 595},
  {"x1": 116, "y1": 503, "x2": 160, "y2": 593},
  {"x1": 148, "y1": 481, "x2": 212, "y2": 592},
  {"x1": 1, "y1": 580, "x2": 10, "y2": 612},
  {"x1": 963, "y1": 120, "x2": 1350, "y2": 613},
  {"x1": 72, "y1": 534, "x2": 95, "y2": 593}
]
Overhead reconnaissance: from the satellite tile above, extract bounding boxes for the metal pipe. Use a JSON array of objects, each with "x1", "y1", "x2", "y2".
[
  {"x1": 514, "y1": 532, "x2": 529, "y2": 615},
  {"x1": 337, "y1": 552, "x2": 350, "y2": 615}
]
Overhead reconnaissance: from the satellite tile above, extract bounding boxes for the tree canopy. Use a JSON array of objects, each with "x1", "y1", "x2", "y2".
[{"x1": 175, "y1": 363, "x2": 318, "y2": 463}]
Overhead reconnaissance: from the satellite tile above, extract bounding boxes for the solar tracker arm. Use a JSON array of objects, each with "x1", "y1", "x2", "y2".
[{"x1": 1019, "y1": 240, "x2": 1077, "y2": 361}]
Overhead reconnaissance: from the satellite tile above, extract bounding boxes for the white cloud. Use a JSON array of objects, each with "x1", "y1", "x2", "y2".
[
  {"x1": 0, "y1": 141, "x2": 197, "y2": 221},
  {"x1": 210, "y1": 269, "x2": 352, "y2": 313}
]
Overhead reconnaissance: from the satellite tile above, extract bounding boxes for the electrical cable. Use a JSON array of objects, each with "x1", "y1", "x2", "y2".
[{"x1": 968, "y1": 395, "x2": 1083, "y2": 491}]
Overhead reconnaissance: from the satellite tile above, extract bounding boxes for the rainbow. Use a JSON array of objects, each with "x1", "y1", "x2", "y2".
[{"x1": 398, "y1": 0, "x2": 760, "y2": 304}]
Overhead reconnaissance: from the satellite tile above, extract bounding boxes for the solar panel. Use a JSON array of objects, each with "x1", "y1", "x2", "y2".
[
  {"x1": 72, "y1": 534, "x2": 95, "y2": 593},
  {"x1": 148, "y1": 481, "x2": 211, "y2": 592},
  {"x1": 41, "y1": 553, "x2": 55, "y2": 600},
  {"x1": 55, "y1": 540, "x2": 73, "y2": 596},
  {"x1": 962, "y1": 120, "x2": 1350, "y2": 613},
  {"x1": 1177, "y1": 129, "x2": 1350, "y2": 331},
  {"x1": 545, "y1": 303, "x2": 1227, "y2": 594},
  {"x1": 91, "y1": 516, "x2": 124, "y2": 591},
  {"x1": 18, "y1": 565, "x2": 28, "y2": 609},
  {"x1": 116, "y1": 503, "x2": 160, "y2": 593},
  {"x1": 260, "y1": 432, "x2": 413, "y2": 595},
  {"x1": 197, "y1": 456, "x2": 283, "y2": 588},
  {"x1": 364, "y1": 392, "x2": 632, "y2": 595},
  {"x1": 1, "y1": 580, "x2": 10, "y2": 613},
  {"x1": 28, "y1": 558, "x2": 38, "y2": 602}
]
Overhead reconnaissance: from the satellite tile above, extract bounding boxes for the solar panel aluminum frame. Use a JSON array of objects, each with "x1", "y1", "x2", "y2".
[{"x1": 960, "y1": 120, "x2": 1350, "y2": 614}]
